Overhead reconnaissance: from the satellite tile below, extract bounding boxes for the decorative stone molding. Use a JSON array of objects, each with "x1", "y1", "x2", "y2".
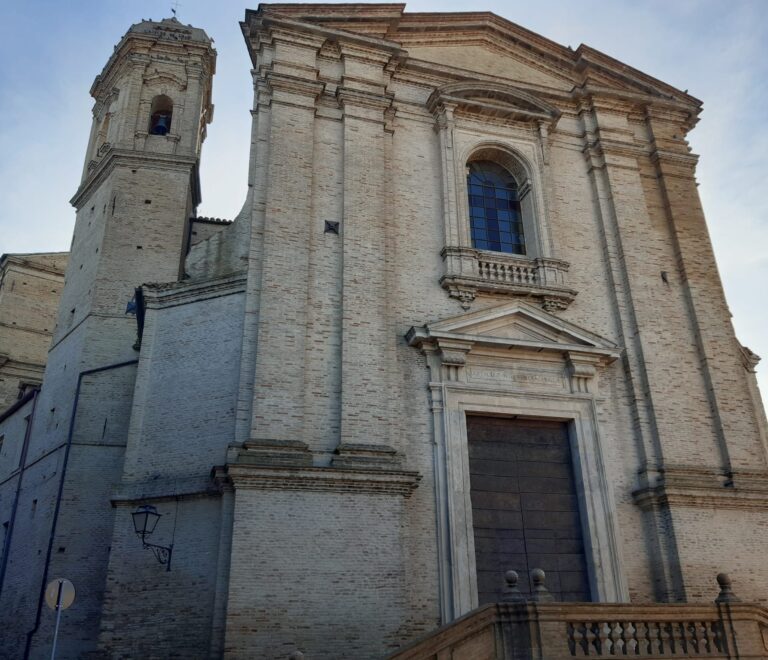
[
  {"x1": 407, "y1": 301, "x2": 626, "y2": 618},
  {"x1": 225, "y1": 464, "x2": 421, "y2": 497},
  {"x1": 142, "y1": 272, "x2": 246, "y2": 309},
  {"x1": 406, "y1": 300, "x2": 621, "y2": 373},
  {"x1": 427, "y1": 81, "x2": 561, "y2": 128},
  {"x1": 739, "y1": 344, "x2": 761, "y2": 373},
  {"x1": 331, "y1": 443, "x2": 402, "y2": 470},
  {"x1": 567, "y1": 352, "x2": 603, "y2": 394},
  {"x1": 633, "y1": 464, "x2": 768, "y2": 511},
  {"x1": 225, "y1": 439, "x2": 421, "y2": 497},
  {"x1": 238, "y1": 439, "x2": 314, "y2": 467},
  {"x1": 440, "y1": 245, "x2": 577, "y2": 310}
]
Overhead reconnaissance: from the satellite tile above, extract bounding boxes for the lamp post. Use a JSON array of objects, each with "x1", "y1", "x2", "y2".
[{"x1": 131, "y1": 505, "x2": 173, "y2": 571}]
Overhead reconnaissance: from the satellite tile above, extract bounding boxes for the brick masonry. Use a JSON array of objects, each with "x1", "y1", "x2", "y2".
[{"x1": 0, "y1": 5, "x2": 767, "y2": 660}]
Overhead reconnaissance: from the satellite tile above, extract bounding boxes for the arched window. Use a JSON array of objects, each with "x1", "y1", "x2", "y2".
[
  {"x1": 148, "y1": 95, "x2": 173, "y2": 136},
  {"x1": 467, "y1": 161, "x2": 525, "y2": 255}
]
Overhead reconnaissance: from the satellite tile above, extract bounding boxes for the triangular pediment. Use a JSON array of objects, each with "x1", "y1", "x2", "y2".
[
  {"x1": 427, "y1": 81, "x2": 560, "y2": 125},
  {"x1": 410, "y1": 43, "x2": 574, "y2": 92},
  {"x1": 407, "y1": 301, "x2": 621, "y2": 362},
  {"x1": 246, "y1": 6, "x2": 700, "y2": 115}
]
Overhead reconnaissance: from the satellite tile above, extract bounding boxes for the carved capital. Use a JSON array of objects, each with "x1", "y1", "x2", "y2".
[{"x1": 566, "y1": 351, "x2": 602, "y2": 394}]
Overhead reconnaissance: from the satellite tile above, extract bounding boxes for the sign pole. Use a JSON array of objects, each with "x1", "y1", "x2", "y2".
[{"x1": 50, "y1": 579, "x2": 64, "y2": 660}]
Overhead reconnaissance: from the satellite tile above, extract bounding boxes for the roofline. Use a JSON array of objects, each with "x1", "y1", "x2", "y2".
[
  {"x1": 0, "y1": 386, "x2": 39, "y2": 425},
  {"x1": 247, "y1": 4, "x2": 701, "y2": 111}
]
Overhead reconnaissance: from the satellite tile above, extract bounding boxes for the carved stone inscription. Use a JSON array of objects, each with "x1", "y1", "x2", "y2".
[{"x1": 466, "y1": 361, "x2": 567, "y2": 391}]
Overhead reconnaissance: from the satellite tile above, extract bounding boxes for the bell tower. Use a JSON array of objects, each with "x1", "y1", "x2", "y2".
[
  {"x1": 59, "y1": 17, "x2": 216, "y2": 345},
  {"x1": 2, "y1": 19, "x2": 216, "y2": 659}
]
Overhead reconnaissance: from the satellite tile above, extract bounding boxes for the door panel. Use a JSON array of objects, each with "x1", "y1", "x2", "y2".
[{"x1": 467, "y1": 416, "x2": 591, "y2": 604}]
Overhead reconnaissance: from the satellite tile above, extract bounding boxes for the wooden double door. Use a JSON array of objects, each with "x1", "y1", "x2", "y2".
[{"x1": 467, "y1": 415, "x2": 591, "y2": 604}]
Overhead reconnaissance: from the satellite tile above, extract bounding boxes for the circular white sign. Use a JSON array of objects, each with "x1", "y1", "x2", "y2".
[{"x1": 45, "y1": 578, "x2": 75, "y2": 611}]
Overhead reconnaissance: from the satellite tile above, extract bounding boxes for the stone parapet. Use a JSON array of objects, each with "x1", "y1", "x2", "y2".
[{"x1": 390, "y1": 581, "x2": 768, "y2": 659}]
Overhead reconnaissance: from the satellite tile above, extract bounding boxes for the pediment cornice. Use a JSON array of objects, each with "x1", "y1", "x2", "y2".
[
  {"x1": 427, "y1": 81, "x2": 560, "y2": 126},
  {"x1": 406, "y1": 300, "x2": 621, "y2": 364},
  {"x1": 249, "y1": 6, "x2": 701, "y2": 126}
]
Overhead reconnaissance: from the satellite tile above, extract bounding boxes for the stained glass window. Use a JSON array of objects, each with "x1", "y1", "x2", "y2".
[{"x1": 467, "y1": 161, "x2": 525, "y2": 255}]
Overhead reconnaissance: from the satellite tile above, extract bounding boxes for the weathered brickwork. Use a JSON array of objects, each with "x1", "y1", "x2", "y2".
[
  {"x1": 1, "y1": 5, "x2": 767, "y2": 660},
  {"x1": 0, "y1": 253, "x2": 67, "y2": 410}
]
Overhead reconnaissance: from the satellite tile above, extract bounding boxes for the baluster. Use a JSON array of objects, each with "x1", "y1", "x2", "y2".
[
  {"x1": 710, "y1": 620, "x2": 725, "y2": 653},
  {"x1": 687, "y1": 621, "x2": 699, "y2": 654},
  {"x1": 568, "y1": 622, "x2": 577, "y2": 656},
  {"x1": 599, "y1": 622, "x2": 611, "y2": 655},
  {"x1": 632, "y1": 621, "x2": 645, "y2": 656},
  {"x1": 609, "y1": 622, "x2": 623, "y2": 655},
  {"x1": 573, "y1": 622, "x2": 589, "y2": 656},
  {"x1": 659, "y1": 622, "x2": 672, "y2": 654},
  {"x1": 652, "y1": 622, "x2": 663, "y2": 654},
  {"x1": 697, "y1": 621, "x2": 711, "y2": 654},
  {"x1": 585, "y1": 621, "x2": 598, "y2": 655},
  {"x1": 623, "y1": 622, "x2": 638, "y2": 656},
  {"x1": 671, "y1": 621, "x2": 685, "y2": 654}
]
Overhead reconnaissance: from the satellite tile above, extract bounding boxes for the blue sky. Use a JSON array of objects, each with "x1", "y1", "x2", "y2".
[{"x1": 1, "y1": 1, "x2": 766, "y2": 402}]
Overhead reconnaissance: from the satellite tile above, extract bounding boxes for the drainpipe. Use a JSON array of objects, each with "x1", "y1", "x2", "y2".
[
  {"x1": 23, "y1": 359, "x2": 139, "y2": 659},
  {"x1": 0, "y1": 386, "x2": 40, "y2": 596}
]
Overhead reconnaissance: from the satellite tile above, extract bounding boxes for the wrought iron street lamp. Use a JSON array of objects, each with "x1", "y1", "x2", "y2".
[{"x1": 131, "y1": 504, "x2": 173, "y2": 571}]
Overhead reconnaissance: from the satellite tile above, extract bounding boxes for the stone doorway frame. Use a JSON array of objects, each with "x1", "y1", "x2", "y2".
[{"x1": 407, "y1": 301, "x2": 630, "y2": 621}]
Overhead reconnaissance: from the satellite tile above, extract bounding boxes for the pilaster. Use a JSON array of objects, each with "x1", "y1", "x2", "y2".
[
  {"x1": 648, "y1": 111, "x2": 768, "y2": 477},
  {"x1": 335, "y1": 44, "x2": 398, "y2": 453},
  {"x1": 248, "y1": 52, "x2": 325, "y2": 444}
]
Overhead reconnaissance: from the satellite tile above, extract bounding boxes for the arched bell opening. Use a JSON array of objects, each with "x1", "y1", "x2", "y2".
[{"x1": 148, "y1": 95, "x2": 173, "y2": 136}]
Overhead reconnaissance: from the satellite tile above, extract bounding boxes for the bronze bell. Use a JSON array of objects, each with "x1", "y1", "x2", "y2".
[{"x1": 150, "y1": 113, "x2": 170, "y2": 136}]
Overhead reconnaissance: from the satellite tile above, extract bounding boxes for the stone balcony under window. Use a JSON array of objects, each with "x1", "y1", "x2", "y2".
[{"x1": 440, "y1": 245, "x2": 577, "y2": 311}]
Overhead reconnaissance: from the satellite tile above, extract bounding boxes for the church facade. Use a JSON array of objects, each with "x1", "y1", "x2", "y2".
[{"x1": 1, "y1": 4, "x2": 768, "y2": 659}]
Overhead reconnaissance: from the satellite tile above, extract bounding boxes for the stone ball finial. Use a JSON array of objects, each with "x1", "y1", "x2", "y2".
[
  {"x1": 531, "y1": 568, "x2": 554, "y2": 603},
  {"x1": 501, "y1": 569, "x2": 524, "y2": 603},
  {"x1": 715, "y1": 572, "x2": 741, "y2": 603}
]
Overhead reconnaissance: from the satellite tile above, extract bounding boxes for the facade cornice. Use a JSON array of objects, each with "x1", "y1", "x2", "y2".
[
  {"x1": 0, "y1": 255, "x2": 67, "y2": 278},
  {"x1": 256, "y1": 7, "x2": 701, "y2": 116},
  {"x1": 634, "y1": 463, "x2": 768, "y2": 511},
  {"x1": 71, "y1": 149, "x2": 198, "y2": 209},
  {"x1": 142, "y1": 272, "x2": 247, "y2": 309},
  {"x1": 91, "y1": 29, "x2": 216, "y2": 100},
  {"x1": 633, "y1": 485, "x2": 768, "y2": 511},
  {"x1": 224, "y1": 463, "x2": 421, "y2": 498},
  {"x1": 241, "y1": 9, "x2": 407, "y2": 69}
]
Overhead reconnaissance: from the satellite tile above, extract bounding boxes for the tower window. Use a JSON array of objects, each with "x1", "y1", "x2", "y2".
[
  {"x1": 149, "y1": 95, "x2": 173, "y2": 136},
  {"x1": 467, "y1": 161, "x2": 525, "y2": 255}
]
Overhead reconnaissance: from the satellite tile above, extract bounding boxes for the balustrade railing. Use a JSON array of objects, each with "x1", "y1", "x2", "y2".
[
  {"x1": 440, "y1": 245, "x2": 576, "y2": 310},
  {"x1": 566, "y1": 619, "x2": 725, "y2": 657},
  {"x1": 389, "y1": 572, "x2": 767, "y2": 660}
]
